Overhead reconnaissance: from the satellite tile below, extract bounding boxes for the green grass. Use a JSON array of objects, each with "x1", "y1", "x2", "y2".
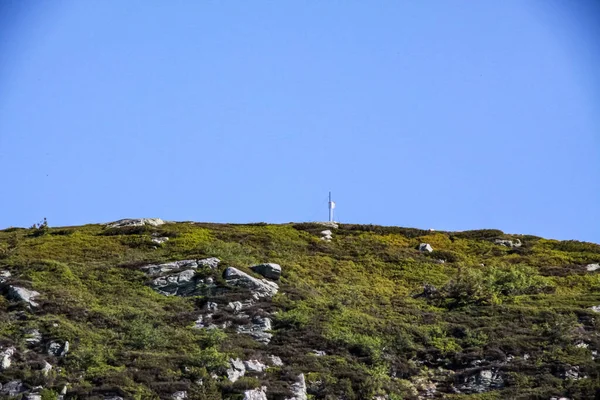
[{"x1": 0, "y1": 222, "x2": 599, "y2": 399}]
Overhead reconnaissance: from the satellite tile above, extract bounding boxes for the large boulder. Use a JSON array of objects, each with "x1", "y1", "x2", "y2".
[
  {"x1": 243, "y1": 387, "x2": 267, "y2": 400},
  {"x1": 286, "y1": 374, "x2": 307, "y2": 400},
  {"x1": 250, "y1": 263, "x2": 282, "y2": 280},
  {"x1": 0, "y1": 346, "x2": 16, "y2": 370},
  {"x1": 7, "y1": 286, "x2": 41, "y2": 307},
  {"x1": 150, "y1": 270, "x2": 198, "y2": 296},
  {"x1": 244, "y1": 359, "x2": 267, "y2": 373},
  {"x1": 223, "y1": 267, "x2": 278, "y2": 299},
  {"x1": 418, "y1": 243, "x2": 433, "y2": 253},
  {"x1": 106, "y1": 218, "x2": 165, "y2": 228},
  {"x1": 227, "y1": 358, "x2": 246, "y2": 382}
]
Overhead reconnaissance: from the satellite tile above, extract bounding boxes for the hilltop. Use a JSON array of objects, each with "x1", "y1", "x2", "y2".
[{"x1": 0, "y1": 219, "x2": 599, "y2": 399}]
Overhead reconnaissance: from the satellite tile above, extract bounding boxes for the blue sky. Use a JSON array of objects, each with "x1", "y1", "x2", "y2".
[{"x1": 0, "y1": 1, "x2": 599, "y2": 242}]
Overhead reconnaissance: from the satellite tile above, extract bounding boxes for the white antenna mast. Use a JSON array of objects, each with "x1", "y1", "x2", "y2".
[{"x1": 328, "y1": 191, "x2": 335, "y2": 222}]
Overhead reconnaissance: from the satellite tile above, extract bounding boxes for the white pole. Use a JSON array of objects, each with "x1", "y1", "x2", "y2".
[{"x1": 328, "y1": 192, "x2": 333, "y2": 222}]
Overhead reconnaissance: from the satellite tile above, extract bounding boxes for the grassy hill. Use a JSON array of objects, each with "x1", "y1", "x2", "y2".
[{"x1": 1, "y1": 220, "x2": 600, "y2": 399}]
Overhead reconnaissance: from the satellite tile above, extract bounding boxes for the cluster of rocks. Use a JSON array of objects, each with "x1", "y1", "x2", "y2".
[
  {"x1": 106, "y1": 218, "x2": 165, "y2": 228},
  {"x1": 320, "y1": 230, "x2": 333, "y2": 241},
  {"x1": 494, "y1": 238, "x2": 522, "y2": 248},
  {"x1": 141, "y1": 258, "x2": 221, "y2": 296}
]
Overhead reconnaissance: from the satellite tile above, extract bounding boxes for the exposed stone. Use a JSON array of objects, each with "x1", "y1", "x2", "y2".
[
  {"x1": 237, "y1": 316, "x2": 273, "y2": 344},
  {"x1": 0, "y1": 346, "x2": 16, "y2": 370},
  {"x1": 320, "y1": 230, "x2": 333, "y2": 241},
  {"x1": 316, "y1": 221, "x2": 338, "y2": 229},
  {"x1": 456, "y1": 369, "x2": 504, "y2": 393},
  {"x1": 563, "y1": 366, "x2": 584, "y2": 380},
  {"x1": 106, "y1": 218, "x2": 165, "y2": 228},
  {"x1": 418, "y1": 243, "x2": 433, "y2": 252},
  {"x1": 104, "y1": 397, "x2": 124, "y2": 400},
  {"x1": 48, "y1": 341, "x2": 69, "y2": 357},
  {"x1": 0, "y1": 270, "x2": 11, "y2": 284},
  {"x1": 250, "y1": 263, "x2": 282, "y2": 280},
  {"x1": 243, "y1": 387, "x2": 267, "y2": 400},
  {"x1": 198, "y1": 257, "x2": 221, "y2": 269},
  {"x1": 244, "y1": 359, "x2": 267, "y2": 373},
  {"x1": 150, "y1": 269, "x2": 198, "y2": 296},
  {"x1": 25, "y1": 329, "x2": 42, "y2": 345},
  {"x1": 590, "y1": 305, "x2": 600, "y2": 313},
  {"x1": 205, "y1": 302, "x2": 218, "y2": 312},
  {"x1": 141, "y1": 260, "x2": 199, "y2": 275},
  {"x1": 171, "y1": 391, "x2": 187, "y2": 400},
  {"x1": 227, "y1": 358, "x2": 246, "y2": 382},
  {"x1": 7, "y1": 286, "x2": 41, "y2": 307},
  {"x1": 42, "y1": 360, "x2": 53, "y2": 376},
  {"x1": 151, "y1": 237, "x2": 169, "y2": 245},
  {"x1": 227, "y1": 301, "x2": 244, "y2": 313},
  {"x1": 494, "y1": 239, "x2": 522, "y2": 248},
  {"x1": 193, "y1": 315, "x2": 205, "y2": 329},
  {"x1": 586, "y1": 264, "x2": 600, "y2": 272},
  {"x1": 268, "y1": 355, "x2": 283, "y2": 366},
  {"x1": 286, "y1": 374, "x2": 307, "y2": 400},
  {"x1": 312, "y1": 350, "x2": 326, "y2": 356},
  {"x1": 223, "y1": 267, "x2": 279, "y2": 299},
  {"x1": 26, "y1": 394, "x2": 43, "y2": 400},
  {"x1": 0, "y1": 380, "x2": 24, "y2": 396}
]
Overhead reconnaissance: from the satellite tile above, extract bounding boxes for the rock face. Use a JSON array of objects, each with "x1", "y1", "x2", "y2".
[
  {"x1": 223, "y1": 267, "x2": 279, "y2": 299},
  {"x1": 586, "y1": 264, "x2": 600, "y2": 272},
  {"x1": 494, "y1": 239, "x2": 522, "y2": 248},
  {"x1": 456, "y1": 369, "x2": 504, "y2": 393},
  {"x1": 227, "y1": 358, "x2": 246, "y2": 382},
  {"x1": 243, "y1": 387, "x2": 268, "y2": 400},
  {"x1": 150, "y1": 269, "x2": 198, "y2": 296},
  {"x1": 244, "y1": 359, "x2": 267, "y2": 373},
  {"x1": 7, "y1": 286, "x2": 41, "y2": 307},
  {"x1": 198, "y1": 257, "x2": 221, "y2": 269},
  {"x1": 106, "y1": 218, "x2": 165, "y2": 228},
  {"x1": 250, "y1": 263, "x2": 282, "y2": 280},
  {"x1": 286, "y1": 374, "x2": 308, "y2": 400},
  {"x1": 141, "y1": 260, "x2": 200, "y2": 275},
  {"x1": 0, "y1": 346, "x2": 16, "y2": 370},
  {"x1": 418, "y1": 243, "x2": 433, "y2": 252},
  {"x1": 0, "y1": 380, "x2": 24, "y2": 396},
  {"x1": 237, "y1": 316, "x2": 273, "y2": 344}
]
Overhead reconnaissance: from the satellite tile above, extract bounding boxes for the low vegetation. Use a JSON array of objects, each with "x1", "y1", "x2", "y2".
[{"x1": 0, "y1": 221, "x2": 599, "y2": 399}]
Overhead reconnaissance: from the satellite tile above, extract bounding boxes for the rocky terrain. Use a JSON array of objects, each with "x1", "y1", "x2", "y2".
[{"x1": 0, "y1": 219, "x2": 599, "y2": 399}]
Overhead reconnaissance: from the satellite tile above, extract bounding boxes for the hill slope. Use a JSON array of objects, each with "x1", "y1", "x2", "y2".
[{"x1": 1, "y1": 220, "x2": 600, "y2": 399}]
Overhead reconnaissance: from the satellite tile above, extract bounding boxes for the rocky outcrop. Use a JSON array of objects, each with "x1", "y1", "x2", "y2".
[
  {"x1": 494, "y1": 239, "x2": 522, "y2": 248},
  {"x1": 586, "y1": 264, "x2": 600, "y2": 272},
  {"x1": 250, "y1": 263, "x2": 282, "y2": 280},
  {"x1": 237, "y1": 316, "x2": 273, "y2": 344},
  {"x1": 418, "y1": 243, "x2": 433, "y2": 252},
  {"x1": 268, "y1": 355, "x2": 283, "y2": 366},
  {"x1": 0, "y1": 346, "x2": 16, "y2": 370},
  {"x1": 455, "y1": 369, "x2": 504, "y2": 393},
  {"x1": 243, "y1": 387, "x2": 268, "y2": 400},
  {"x1": 227, "y1": 358, "x2": 246, "y2": 382},
  {"x1": 42, "y1": 360, "x2": 53, "y2": 376},
  {"x1": 244, "y1": 359, "x2": 267, "y2": 373},
  {"x1": 150, "y1": 269, "x2": 198, "y2": 296},
  {"x1": 223, "y1": 267, "x2": 279, "y2": 299},
  {"x1": 48, "y1": 341, "x2": 69, "y2": 357},
  {"x1": 141, "y1": 260, "x2": 200, "y2": 275},
  {"x1": 106, "y1": 218, "x2": 165, "y2": 228},
  {"x1": 0, "y1": 270, "x2": 11, "y2": 284},
  {"x1": 286, "y1": 374, "x2": 307, "y2": 400},
  {"x1": 0, "y1": 380, "x2": 24, "y2": 396},
  {"x1": 7, "y1": 286, "x2": 41, "y2": 307},
  {"x1": 320, "y1": 230, "x2": 333, "y2": 241},
  {"x1": 25, "y1": 329, "x2": 42, "y2": 345},
  {"x1": 171, "y1": 391, "x2": 187, "y2": 400},
  {"x1": 197, "y1": 257, "x2": 221, "y2": 269}
]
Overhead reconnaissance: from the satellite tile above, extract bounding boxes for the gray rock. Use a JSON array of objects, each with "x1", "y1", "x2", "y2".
[
  {"x1": 244, "y1": 359, "x2": 266, "y2": 373},
  {"x1": 151, "y1": 237, "x2": 169, "y2": 245},
  {"x1": 223, "y1": 267, "x2": 279, "y2": 299},
  {"x1": 0, "y1": 270, "x2": 11, "y2": 284},
  {"x1": 227, "y1": 358, "x2": 246, "y2": 382},
  {"x1": 142, "y1": 260, "x2": 199, "y2": 275},
  {"x1": 205, "y1": 302, "x2": 218, "y2": 312},
  {"x1": 193, "y1": 315, "x2": 205, "y2": 329},
  {"x1": 494, "y1": 239, "x2": 522, "y2": 248},
  {"x1": 198, "y1": 257, "x2": 221, "y2": 269},
  {"x1": 312, "y1": 350, "x2": 326, "y2": 356},
  {"x1": 320, "y1": 230, "x2": 333, "y2": 241},
  {"x1": 42, "y1": 360, "x2": 52, "y2": 376},
  {"x1": 227, "y1": 301, "x2": 244, "y2": 313},
  {"x1": 26, "y1": 394, "x2": 42, "y2": 400},
  {"x1": 418, "y1": 243, "x2": 433, "y2": 252},
  {"x1": 251, "y1": 263, "x2": 282, "y2": 280},
  {"x1": 150, "y1": 269, "x2": 198, "y2": 296},
  {"x1": 25, "y1": 329, "x2": 42, "y2": 345},
  {"x1": 564, "y1": 366, "x2": 584, "y2": 380},
  {"x1": 106, "y1": 218, "x2": 165, "y2": 228},
  {"x1": 237, "y1": 316, "x2": 273, "y2": 344},
  {"x1": 0, "y1": 346, "x2": 16, "y2": 370},
  {"x1": 0, "y1": 380, "x2": 24, "y2": 396},
  {"x1": 243, "y1": 387, "x2": 268, "y2": 400},
  {"x1": 456, "y1": 369, "x2": 504, "y2": 394},
  {"x1": 48, "y1": 341, "x2": 69, "y2": 357},
  {"x1": 590, "y1": 305, "x2": 600, "y2": 313},
  {"x1": 171, "y1": 391, "x2": 187, "y2": 400},
  {"x1": 286, "y1": 374, "x2": 307, "y2": 400},
  {"x1": 268, "y1": 355, "x2": 283, "y2": 366},
  {"x1": 7, "y1": 286, "x2": 41, "y2": 307},
  {"x1": 104, "y1": 397, "x2": 124, "y2": 400},
  {"x1": 586, "y1": 264, "x2": 600, "y2": 272}
]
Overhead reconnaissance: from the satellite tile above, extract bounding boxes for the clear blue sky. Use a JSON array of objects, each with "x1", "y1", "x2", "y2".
[{"x1": 1, "y1": 1, "x2": 599, "y2": 242}]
